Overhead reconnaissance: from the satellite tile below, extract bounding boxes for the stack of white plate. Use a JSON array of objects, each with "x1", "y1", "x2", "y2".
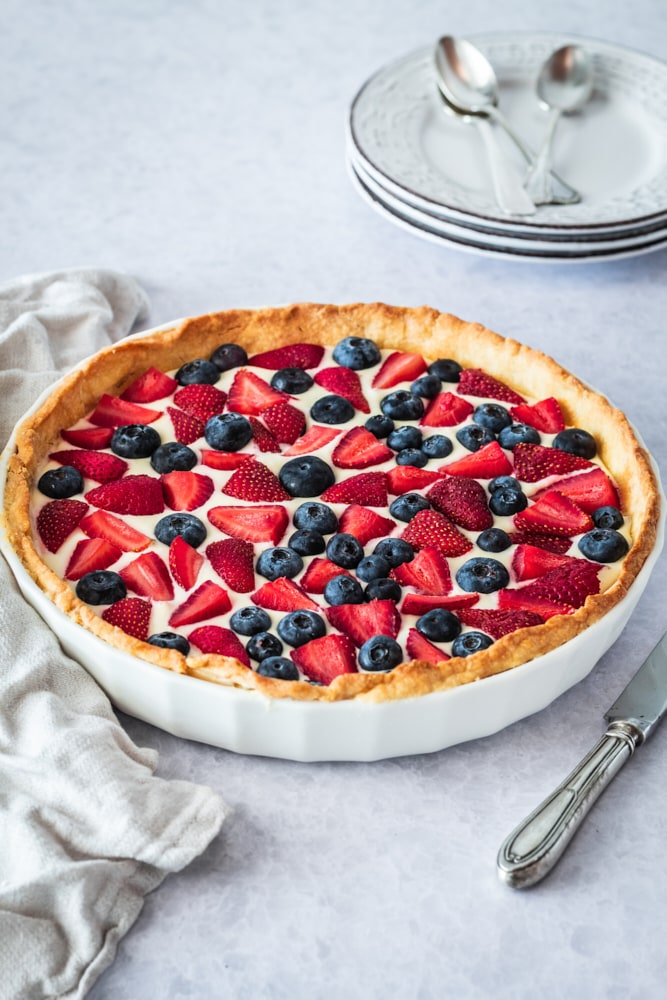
[{"x1": 347, "y1": 32, "x2": 667, "y2": 263}]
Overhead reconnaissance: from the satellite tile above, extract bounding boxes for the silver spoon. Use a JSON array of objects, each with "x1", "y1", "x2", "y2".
[
  {"x1": 434, "y1": 36, "x2": 580, "y2": 206},
  {"x1": 524, "y1": 45, "x2": 593, "y2": 204}
]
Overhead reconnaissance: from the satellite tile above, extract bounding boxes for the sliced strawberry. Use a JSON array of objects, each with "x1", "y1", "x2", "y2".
[
  {"x1": 326, "y1": 599, "x2": 400, "y2": 648},
  {"x1": 259, "y1": 402, "x2": 306, "y2": 444},
  {"x1": 401, "y1": 509, "x2": 472, "y2": 557},
  {"x1": 514, "y1": 491, "x2": 593, "y2": 537},
  {"x1": 200, "y1": 449, "x2": 254, "y2": 470},
  {"x1": 439, "y1": 441, "x2": 512, "y2": 479},
  {"x1": 161, "y1": 470, "x2": 215, "y2": 511},
  {"x1": 391, "y1": 546, "x2": 452, "y2": 595},
  {"x1": 169, "y1": 535, "x2": 204, "y2": 590},
  {"x1": 313, "y1": 367, "x2": 370, "y2": 413},
  {"x1": 36, "y1": 498, "x2": 88, "y2": 553},
  {"x1": 290, "y1": 633, "x2": 358, "y2": 684},
  {"x1": 497, "y1": 589, "x2": 574, "y2": 620},
  {"x1": 300, "y1": 558, "x2": 354, "y2": 593},
  {"x1": 168, "y1": 580, "x2": 232, "y2": 627},
  {"x1": 509, "y1": 397, "x2": 565, "y2": 433},
  {"x1": 457, "y1": 608, "x2": 544, "y2": 639},
  {"x1": 88, "y1": 394, "x2": 161, "y2": 427},
  {"x1": 121, "y1": 367, "x2": 178, "y2": 403},
  {"x1": 401, "y1": 593, "x2": 478, "y2": 616},
  {"x1": 251, "y1": 577, "x2": 320, "y2": 612},
  {"x1": 247, "y1": 416, "x2": 281, "y2": 453},
  {"x1": 167, "y1": 406, "x2": 205, "y2": 445},
  {"x1": 49, "y1": 449, "x2": 128, "y2": 484},
  {"x1": 221, "y1": 459, "x2": 290, "y2": 502},
  {"x1": 457, "y1": 368, "x2": 525, "y2": 404},
  {"x1": 249, "y1": 342, "x2": 325, "y2": 370},
  {"x1": 513, "y1": 442, "x2": 593, "y2": 483},
  {"x1": 320, "y1": 471, "x2": 388, "y2": 507},
  {"x1": 120, "y1": 551, "x2": 174, "y2": 601},
  {"x1": 386, "y1": 465, "x2": 442, "y2": 495},
  {"x1": 64, "y1": 537, "x2": 122, "y2": 580},
  {"x1": 420, "y1": 391, "x2": 474, "y2": 428},
  {"x1": 102, "y1": 597, "x2": 151, "y2": 640},
  {"x1": 208, "y1": 504, "x2": 289, "y2": 544},
  {"x1": 282, "y1": 425, "x2": 342, "y2": 456},
  {"x1": 85, "y1": 475, "x2": 164, "y2": 516},
  {"x1": 511, "y1": 543, "x2": 578, "y2": 582},
  {"x1": 60, "y1": 426, "x2": 114, "y2": 450},
  {"x1": 331, "y1": 427, "x2": 394, "y2": 469},
  {"x1": 227, "y1": 370, "x2": 288, "y2": 415},
  {"x1": 405, "y1": 628, "x2": 451, "y2": 664},
  {"x1": 426, "y1": 477, "x2": 492, "y2": 531},
  {"x1": 173, "y1": 383, "x2": 228, "y2": 421},
  {"x1": 338, "y1": 504, "x2": 396, "y2": 545},
  {"x1": 533, "y1": 467, "x2": 620, "y2": 514},
  {"x1": 188, "y1": 625, "x2": 251, "y2": 666},
  {"x1": 508, "y1": 530, "x2": 573, "y2": 555},
  {"x1": 79, "y1": 509, "x2": 151, "y2": 552},
  {"x1": 371, "y1": 351, "x2": 427, "y2": 389},
  {"x1": 517, "y1": 560, "x2": 601, "y2": 608},
  {"x1": 206, "y1": 537, "x2": 255, "y2": 593}
]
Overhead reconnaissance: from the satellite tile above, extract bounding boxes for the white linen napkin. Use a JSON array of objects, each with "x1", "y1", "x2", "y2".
[{"x1": 0, "y1": 269, "x2": 228, "y2": 1000}]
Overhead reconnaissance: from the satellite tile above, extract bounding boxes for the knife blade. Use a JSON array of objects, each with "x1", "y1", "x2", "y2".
[{"x1": 496, "y1": 631, "x2": 667, "y2": 889}]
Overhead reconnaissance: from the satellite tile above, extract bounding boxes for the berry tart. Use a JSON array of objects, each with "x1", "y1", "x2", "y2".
[{"x1": 2, "y1": 304, "x2": 661, "y2": 712}]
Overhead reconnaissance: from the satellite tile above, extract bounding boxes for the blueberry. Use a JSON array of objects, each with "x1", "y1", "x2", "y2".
[
  {"x1": 553, "y1": 428, "x2": 597, "y2": 459},
  {"x1": 488, "y1": 475, "x2": 521, "y2": 494},
  {"x1": 175, "y1": 359, "x2": 220, "y2": 385},
  {"x1": 489, "y1": 487, "x2": 527, "y2": 517},
  {"x1": 396, "y1": 448, "x2": 428, "y2": 467},
  {"x1": 150, "y1": 441, "x2": 197, "y2": 473},
  {"x1": 476, "y1": 528, "x2": 512, "y2": 552},
  {"x1": 373, "y1": 537, "x2": 414, "y2": 567},
  {"x1": 578, "y1": 528, "x2": 629, "y2": 563},
  {"x1": 456, "y1": 557, "x2": 510, "y2": 594},
  {"x1": 410, "y1": 374, "x2": 441, "y2": 399},
  {"x1": 288, "y1": 528, "x2": 326, "y2": 556},
  {"x1": 592, "y1": 506, "x2": 624, "y2": 530},
  {"x1": 332, "y1": 336, "x2": 381, "y2": 370},
  {"x1": 75, "y1": 570, "x2": 126, "y2": 605},
  {"x1": 456, "y1": 424, "x2": 495, "y2": 452},
  {"x1": 428, "y1": 358, "x2": 461, "y2": 382},
  {"x1": 293, "y1": 501, "x2": 338, "y2": 535},
  {"x1": 389, "y1": 493, "x2": 431, "y2": 521},
  {"x1": 473, "y1": 403, "x2": 512, "y2": 434},
  {"x1": 154, "y1": 513, "x2": 207, "y2": 547},
  {"x1": 380, "y1": 391, "x2": 424, "y2": 422},
  {"x1": 356, "y1": 554, "x2": 391, "y2": 583},
  {"x1": 204, "y1": 412, "x2": 253, "y2": 451},
  {"x1": 421, "y1": 434, "x2": 453, "y2": 459},
  {"x1": 37, "y1": 465, "x2": 83, "y2": 499},
  {"x1": 277, "y1": 610, "x2": 326, "y2": 647},
  {"x1": 310, "y1": 394, "x2": 355, "y2": 424},
  {"x1": 387, "y1": 425, "x2": 423, "y2": 451},
  {"x1": 451, "y1": 631, "x2": 494, "y2": 657},
  {"x1": 270, "y1": 367, "x2": 314, "y2": 394},
  {"x1": 111, "y1": 423, "x2": 161, "y2": 459},
  {"x1": 229, "y1": 606, "x2": 272, "y2": 636},
  {"x1": 364, "y1": 578, "x2": 402, "y2": 602},
  {"x1": 210, "y1": 343, "x2": 248, "y2": 371},
  {"x1": 148, "y1": 631, "x2": 191, "y2": 655},
  {"x1": 498, "y1": 423, "x2": 541, "y2": 449},
  {"x1": 256, "y1": 547, "x2": 303, "y2": 581},
  {"x1": 415, "y1": 608, "x2": 461, "y2": 642},
  {"x1": 246, "y1": 631, "x2": 284, "y2": 661},
  {"x1": 358, "y1": 635, "x2": 403, "y2": 671},
  {"x1": 279, "y1": 456, "x2": 335, "y2": 497},
  {"x1": 256, "y1": 656, "x2": 300, "y2": 681},
  {"x1": 324, "y1": 574, "x2": 364, "y2": 605},
  {"x1": 365, "y1": 414, "x2": 395, "y2": 438},
  {"x1": 326, "y1": 533, "x2": 364, "y2": 569}
]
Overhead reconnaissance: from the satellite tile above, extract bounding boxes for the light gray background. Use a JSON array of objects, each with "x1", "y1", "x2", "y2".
[{"x1": 2, "y1": 2, "x2": 667, "y2": 997}]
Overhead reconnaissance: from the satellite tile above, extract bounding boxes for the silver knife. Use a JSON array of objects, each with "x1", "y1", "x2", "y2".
[{"x1": 497, "y1": 630, "x2": 667, "y2": 889}]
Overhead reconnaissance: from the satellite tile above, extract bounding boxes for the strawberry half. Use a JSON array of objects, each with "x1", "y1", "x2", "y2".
[
  {"x1": 169, "y1": 535, "x2": 204, "y2": 590},
  {"x1": 36, "y1": 498, "x2": 88, "y2": 553},
  {"x1": 88, "y1": 394, "x2": 161, "y2": 427},
  {"x1": 249, "y1": 342, "x2": 325, "y2": 370},
  {"x1": 391, "y1": 546, "x2": 452, "y2": 595},
  {"x1": 120, "y1": 551, "x2": 174, "y2": 601},
  {"x1": 533, "y1": 467, "x2": 620, "y2": 514},
  {"x1": 371, "y1": 351, "x2": 427, "y2": 389},
  {"x1": 173, "y1": 383, "x2": 228, "y2": 421},
  {"x1": 188, "y1": 625, "x2": 251, "y2": 666},
  {"x1": 121, "y1": 367, "x2": 178, "y2": 403},
  {"x1": 511, "y1": 543, "x2": 578, "y2": 582},
  {"x1": 331, "y1": 427, "x2": 394, "y2": 469},
  {"x1": 167, "y1": 407, "x2": 205, "y2": 445},
  {"x1": 386, "y1": 465, "x2": 441, "y2": 495},
  {"x1": 401, "y1": 509, "x2": 472, "y2": 557},
  {"x1": 49, "y1": 449, "x2": 128, "y2": 484},
  {"x1": 282, "y1": 425, "x2": 342, "y2": 456},
  {"x1": 427, "y1": 477, "x2": 492, "y2": 531},
  {"x1": 513, "y1": 443, "x2": 593, "y2": 483},
  {"x1": 518, "y1": 560, "x2": 601, "y2": 608},
  {"x1": 251, "y1": 577, "x2": 320, "y2": 612},
  {"x1": 259, "y1": 402, "x2": 306, "y2": 444},
  {"x1": 405, "y1": 628, "x2": 451, "y2": 664},
  {"x1": 497, "y1": 590, "x2": 574, "y2": 620},
  {"x1": 439, "y1": 441, "x2": 512, "y2": 479},
  {"x1": 161, "y1": 470, "x2": 215, "y2": 512},
  {"x1": 208, "y1": 504, "x2": 289, "y2": 544},
  {"x1": 221, "y1": 459, "x2": 290, "y2": 502},
  {"x1": 64, "y1": 537, "x2": 122, "y2": 580},
  {"x1": 326, "y1": 599, "x2": 400, "y2": 648},
  {"x1": 457, "y1": 608, "x2": 544, "y2": 639},
  {"x1": 227, "y1": 370, "x2": 288, "y2": 415},
  {"x1": 320, "y1": 472, "x2": 388, "y2": 507},
  {"x1": 457, "y1": 368, "x2": 525, "y2": 404},
  {"x1": 168, "y1": 580, "x2": 232, "y2": 627},
  {"x1": 300, "y1": 558, "x2": 354, "y2": 593},
  {"x1": 508, "y1": 530, "x2": 573, "y2": 555},
  {"x1": 514, "y1": 491, "x2": 593, "y2": 537},
  {"x1": 200, "y1": 450, "x2": 253, "y2": 470},
  {"x1": 338, "y1": 504, "x2": 396, "y2": 545},
  {"x1": 79, "y1": 509, "x2": 151, "y2": 552},
  {"x1": 247, "y1": 416, "x2": 281, "y2": 453},
  {"x1": 401, "y1": 593, "x2": 478, "y2": 616},
  {"x1": 85, "y1": 475, "x2": 164, "y2": 516},
  {"x1": 313, "y1": 367, "x2": 370, "y2": 412},
  {"x1": 509, "y1": 397, "x2": 565, "y2": 433},
  {"x1": 60, "y1": 426, "x2": 114, "y2": 450},
  {"x1": 206, "y1": 537, "x2": 255, "y2": 593},
  {"x1": 420, "y1": 392, "x2": 473, "y2": 428},
  {"x1": 102, "y1": 597, "x2": 151, "y2": 640},
  {"x1": 290, "y1": 633, "x2": 358, "y2": 685}
]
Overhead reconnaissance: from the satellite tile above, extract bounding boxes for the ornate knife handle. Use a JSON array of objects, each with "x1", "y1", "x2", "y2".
[{"x1": 497, "y1": 722, "x2": 642, "y2": 888}]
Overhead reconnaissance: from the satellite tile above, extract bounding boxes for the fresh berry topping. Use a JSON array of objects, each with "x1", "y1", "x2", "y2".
[
  {"x1": 514, "y1": 491, "x2": 594, "y2": 537},
  {"x1": 300, "y1": 558, "x2": 354, "y2": 593},
  {"x1": 223, "y1": 459, "x2": 291, "y2": 502},
  {"x1": 451, "y1": 632, "x2": 494, "y2": 657},
  {"x1": 36, "y1": 498, "x2": 89, "y2": 553},
  {"x1": 201, "y1": 412, "x2": 253, "y2": 451},
  {"x1": 395, "y1": 447, "x2": 428, "y2": 468},
  {"x1": 121, "y1": 367, "x2": 178, "y2": 403},
  {"x1": 175, "y1": 359, "x2": 220, "y2": 386},
  {"x1": 208, "y1": 504, "x2": 289, "y2": 544},
  {"x1": 38, "y1": 465, "x2": 84, "y2": 499},
  {"x1": 592, "y1": 506, "x2": 624, "y2": 530},
  {"x1": 513, "y1": 442, "x2": 593, "y2": 483},
  {"x1": 457, "y1": 368, "x2": 525, "y2": 404},
  {"x1": 246, "y1": 631, "x2": 284, "y2": 661},
  {"x1": 188, "y1": 625, "x2": 251, "y2": 666},
  {"x1": 326, "y1": 532, "x2": 364, "y2": 569},
  {"x1": 497, "y1": 589, "x2": 573, "y2": 619},
  {"x1": 148, "y1": 632, "x2": 191, "y2": 655},
  {"x1": 477, "y1": 527, "x2": 512, "y2": 552},
  {"x1": 391, "y1": 546, "x2": 452, "y2": 595},
  {"x1": 49, "y1": 449, "x2": 128, "y2": 484},
  {"x1": 511, "y1": 544, "x2": 577, "y2": 581},
  {"x1": 291, "y1": 633, "x2": 358, "y2": 684},
  {"x1": 85, "y1": 475, "x2": 164, "y2": 516},
  {"x1": 256, "y1": 546, "x2": 303, "y2": 581},
  {"x1": 372, "y1": 537, "x2": 414, "y2": 568},
  {"x1": 578, "y1": 528, "x2": 629, "y2": 563},
  {"x1": 169, "y1": 535, "x2": 204, "y2": 590},
  {"x1": 173, "y1": 383, "x2": 228, "y2": 421},
  {"x1": 365, "y1": 414, "x2": 395, "y2": 438},
  {"x1": 372, "y1": 351, "x2": 427, "y2": 389},
  {"x1": 227, "y1": 369, "x2": 288, "y2": 415},
  {"x1": 380, "y1": 390, "x2": 424, "y2": 422},
  {"x1": 102, "y1": 597, "x2": 151, "y2": 640},
  {"x1": 200, "y1": 450, "x2": 253, "y2": 470},
  {"x1": 456, "y1": 557, "x2": 509, "y2": 594},
  {"x1": 410, "y1": 374, "x2": 442, "y2": 399},
  {"x1": 277, "y1": 610, "x2": 326, "y2": 647},
  {"x1": 356, "y1": 554, "x2": 391, "y2": 583},
  {"x1": 324, "y1": 574, "x2": 365, "y2": 605},
  {"x1": 252, "y1": 577, "x2": 320, "y2": 612},
  {"x1": 533, "y1": 467, "x2": 620, "y2": 514},
  {"x1": 386, "y1": 465, "x2": 441, "y2": 495},
  {"x1": 420, "y1": 392, "x2": 473, "y2": 428},
  {"x1": 321, "y1": 472, "x2": 388, "y2": 507},
  {"x1": 110, "y1": 424, "x2": 161, "y2": 460},
  {"x1": 428, "y1": 358, "x2": 462, "y2": 382},
  {"x1": 502, "y1": 560, "x2": 601, "y2": 612},
  {"x1": 507, "y1": 530, "x2": 573, "y2": 555},
  {"x1": 509, "y1": 397, "x2": 565, "y2": 433},
  {"x1": 288, "y1": 528, "x2": 325, "y2": 556},
  {"x1": 498, "y1": 423, "x2": 541, "y2": 449},
  {"x1": 326, "y1": 599, "x2": 401, "y2": 647},
  {"x1": 358, "y1": 635, "x2": 403, "y2": 671},
  {"x1": 257, "y1": 656, "x2": 300, "y2": 681},
  {"x1": 314, "y1": 367, "x2": 370, "y2": 412},
  {"x1": 389, "y1": 493, "x2": 431, "y2": 523},
  {"x1": 260, "y1": 402, "x2": 306, "y2": 444},
  {"x1": 421, "y1": 434, "x2": 453, "y2": 459},
  {"x1": 488, "y1": 486, "x2": 528, "y2": 517},
  {"x1": 489, "y1": 475, "x2": 521, "y2": 493},
  {"x1": 338, "y1": 504, "x2": 396, "y2": 545},
  {"x1": 282, "y1": 425, "x2": 342, "y2": 456},
  {"x1": 439, "y1": 441, "x2": 512, "y2": 479},
  {"x1": 365, "y1": 578, "x2": 402, "y2": 602},
  {"x1": 331, "y1": 427, "x2": 394, "y2": 469},
  {"x1": 332, "y1": 336, "x2": 381, "y2": 370},
  {"x1": 168, "y1": 580, "x2": 232, "y2": 627},
  {"x1": 161, "y1": 470, "x2": 214, "y2": 511},
  {"x1": 456, "y1": 424, "x2": 495, "y2": 452},
  {"x1": 457, "y1": 608, "x2": 544, "y2": 638},
  {"x1": 120, "y1": 551, "x2": 174, "y2": 601},
  {"x1": 64, "y1": 538, "x2": 122, "y2": 581},
  {"x1": 88, "y1": 394, "x2": 161, "y2": 427},
  {"x1": 405, "y1": 629, "x2": 451, "y2": 664},
  {"x1": 473, "y1": 403, "x2": 512, "y2": 434},
  {"x1": 75, "y1": 569, "x2": 126, "y2": 604},
  {"x1": 60, "y1": 426, "x2": 114, "y2": 450},
  {"x1": 210, "y1": 343, "x2": 248, "y2": 371},
  {"x1": 310, "y1": 394, "x2": 355, "y2": 424},
  {"x1": 250, "y1": 342, "x2": 325, "y2": 370},
  {"x1": 206, "y1": 538, "x2": 255, "y2": 592},
  {"x1": 229, "y1": 606, "x2": 272, "y2": 636},
  {"x1": 427, "y1": 477, "x2": 492, "y2": 531},
  {"x1": 388, "y1": 425, "x2": 423, "y2": 451},
  {"x1": 245, "y1": 416, "x2": 281, "y2": 453},
  {"x1": 415, "y1": 607, "x2": 461, "y2": 642},
  {"x1": 270, "y1": 368, "x2": 314, "y2": 394},
  {"x1": 155, "y1": 512, "x2": 207, "y2": 548},
  {"x1": 80, "y1": 509, "x2": 151, "y2": 552},
  {"x1": 167, "y1": 406, "x2": 205, "y2": 445},
  {"x1": 151, "y1": 442, "x2": 197, "y2": 474},
  {"x1": 278, "y1": 455, "x2": 335, "y2": 497},
  {"x1": 401, "y1": 509, "x2": 472, "y2": 557},
  {"x1": 401, "y1": 593, "x2": 478, "y2": 616},
  {"x1": 293, "y1": 501, "x2": 338, "y2": 535},
  {"x1": 553, "y1": 428, "x2": 597, "y2": 459}
]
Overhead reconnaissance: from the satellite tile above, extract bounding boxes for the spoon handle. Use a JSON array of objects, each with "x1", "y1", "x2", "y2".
[
  {"x1": 487, "y1": 107, "x2": 580, "y2": 206},
  {"x1": 524, "y1": 107, "x2": 563, "y2": 204},
  {"x1": 475, "y1": 119, "x2": 536, "y2": 216}
]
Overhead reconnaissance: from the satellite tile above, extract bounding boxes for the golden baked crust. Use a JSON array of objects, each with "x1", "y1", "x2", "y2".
[{"x1": 2, "y1": 303, "x2": 661, "y2": 702}]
